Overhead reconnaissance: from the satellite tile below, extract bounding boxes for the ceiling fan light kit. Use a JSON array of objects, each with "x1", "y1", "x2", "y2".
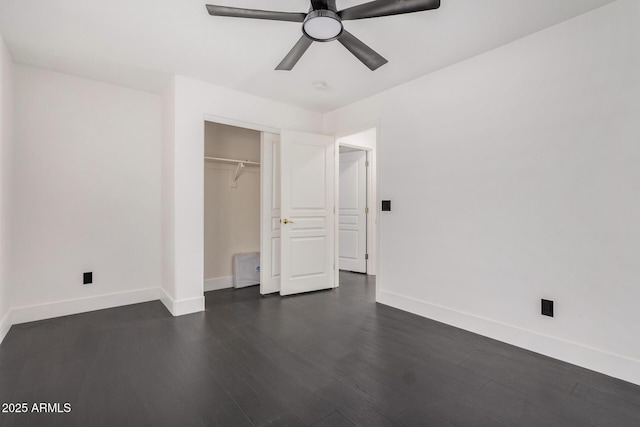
[
  {"x1": 205, "y1": 0, "x2": 440, "y2": 71},
  {"x1": 303, "y1": 10, "x2": 343, "y2": 42}
]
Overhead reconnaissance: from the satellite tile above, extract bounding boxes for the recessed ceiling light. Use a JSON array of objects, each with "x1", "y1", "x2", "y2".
[{"x1": 313, "y1": 80, "x2": 329, "y2": 91}]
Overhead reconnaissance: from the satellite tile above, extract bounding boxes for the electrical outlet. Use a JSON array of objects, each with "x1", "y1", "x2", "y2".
[
  {"x1": 541, "y1": 299, "x2": 554, "y2": 317},
  {"x1": 83, "y1": 272, "x2": 93, "y2": 285}
]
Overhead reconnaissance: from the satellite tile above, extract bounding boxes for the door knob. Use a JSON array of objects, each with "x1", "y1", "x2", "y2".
[{"x1": 282, "y1": 218, "x2": 294, "y2": 224}]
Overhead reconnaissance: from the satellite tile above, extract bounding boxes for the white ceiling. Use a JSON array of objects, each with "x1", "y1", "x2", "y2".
[{"x1": 0, "y1": 0, "x2": 616, "y2": 113}]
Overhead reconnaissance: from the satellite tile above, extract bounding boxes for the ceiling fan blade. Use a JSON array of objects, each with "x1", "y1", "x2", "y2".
[
  {"x1": 276, "y1": 36, "x2": 314, "y2": 70},
  {"x1": 205, "y1": 5, "x2": 306, "y2": 22},
  {"x1": 339, "y1": 0, "x2": 440, "y2": 21},
  {"x1": 337, "y1": 30, "x2": 388, "y2": 71}
]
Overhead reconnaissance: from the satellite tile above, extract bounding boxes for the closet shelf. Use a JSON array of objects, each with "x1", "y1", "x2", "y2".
[{"x1": 204, "y1": 156, "x2": 260, "y2": 166}]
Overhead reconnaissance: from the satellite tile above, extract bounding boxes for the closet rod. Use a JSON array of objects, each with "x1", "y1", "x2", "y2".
[{"x1": 204, "y1": 156, "x2": 260, "y2": 166}]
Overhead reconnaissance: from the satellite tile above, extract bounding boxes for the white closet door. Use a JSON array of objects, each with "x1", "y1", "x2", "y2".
[
  {"x1": 339, "y1": 150, "x2": 367, "y2": 273},
  {"x1": 260, "y1": 132, "x2": 281, "y2": 294},
  {"x1": 279, "y1": 130, "x2": 335, "y2": 296}
]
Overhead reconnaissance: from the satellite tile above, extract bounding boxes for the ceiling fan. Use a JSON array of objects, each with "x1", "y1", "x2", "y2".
[{"x1": 205, "y1": 0, "x2": 440, "y2": 71}]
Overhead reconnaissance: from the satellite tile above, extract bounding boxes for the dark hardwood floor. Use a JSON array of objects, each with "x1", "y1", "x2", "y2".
[{"x1": 1, "y1": 272, "x2": 639, "y2": 426}]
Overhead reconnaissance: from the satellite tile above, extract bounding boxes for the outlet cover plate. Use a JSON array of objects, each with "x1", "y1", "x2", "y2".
[{"x1": 541, "y1": 299, "x2": 554, "y2": 317}]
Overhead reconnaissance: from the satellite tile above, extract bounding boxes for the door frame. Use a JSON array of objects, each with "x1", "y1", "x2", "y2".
[
  {"x1": 334, "y1": 127, "x2": 378, "y2": 288},
  {"x1": 259, "y1": 132, "x2": 280, "y2": 295},
  {"x1": 337, "y1": 149, "x2": 368, "y2": 274},
  {"x1": 203, "y1": 115, "x2": 280, "y2": 296}
]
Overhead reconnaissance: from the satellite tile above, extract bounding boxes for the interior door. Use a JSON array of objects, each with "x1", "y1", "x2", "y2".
[
  {"x1": 339, "y1": 150, "x2": 367, "y2": 273},
  {"x1": 279, "y1": 130, "x2": 335, "y2": 296},
  {"x1": 260, "y1": 132, "x2": 281, "y2": 294}
]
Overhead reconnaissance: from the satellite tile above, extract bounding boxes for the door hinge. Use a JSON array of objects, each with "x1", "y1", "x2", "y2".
[
  {"x1": 365, "y1": 254, "x2": 369, "y2": 260},
  {"x1": 365, "y1": 207, "x2": 369, "y2": 214},
  {"x1": 365, "y1": 161, "x2": 369, "y2": 167}
]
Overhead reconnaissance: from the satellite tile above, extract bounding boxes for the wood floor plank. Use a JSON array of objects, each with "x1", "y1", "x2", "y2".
[
  {"x1": 315, "y1": 380, "x2": 398, "y2": 427},
  {"x1": 395, "y1": 404, "x2": 467, "y2": 427},
  {"x1": 338, "y1": 370, "x2": 413, "y2": 418},
  {"x1": 310, "y1": 411, "x2": 356, "y2": 427},
  {"x1": 180, "y1": 375, "x2": 254, "y2": 427},
  {"x1": 571, "y1": 383, "x2": 640, "y2": 425},
  {"x1": 220, "y1": 337, "x2": 336, "y2": 425}
]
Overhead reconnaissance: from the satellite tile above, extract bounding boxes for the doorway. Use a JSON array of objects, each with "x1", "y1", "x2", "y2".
[
  {"x1": 337, "y1": 128, "x2": 377, "y2": 277},
  {"x1": 203, "y1": 122, "x2": 261, "y2": 292},
  {"x1": 338, "y1": 147, "x2": 368, "y2": 273}
]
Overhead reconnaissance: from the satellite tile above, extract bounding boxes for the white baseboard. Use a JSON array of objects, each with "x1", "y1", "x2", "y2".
[
  {"x1": 377, "y1": 289, "x2": 640, "y2": 387},
  {"x1": 160, "y1": 288, "x2": 205, "y2": 316},
  {"x1": 10, "y1": 287, "x2": 164, "y2": 326},
  {"x1": 204, "y1": 276, "x2": 233, "y2": 292},
  {"x1": 0, "y1": 309, "x2": 11, "y2": 344},
  {"x1": 2, "y1": 286, "x2": 207, "y2": 344}
]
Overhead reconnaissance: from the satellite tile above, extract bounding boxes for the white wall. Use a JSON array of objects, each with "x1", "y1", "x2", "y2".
[
  {"x1": 204, "y1": 122, "x2": 260, "y2": 286},
  {"x1": 324, "y1": 0, "x2": 640, "y2": 385},
  {"x1": 0, "y1": 35, "x2": 14, "y2": 341},
  {"x1": 161, "y1": 75, "x2": 321, "y2": 314},
  {"x1": 11, "y1": 65, "x2": 162, "y2": 323}
]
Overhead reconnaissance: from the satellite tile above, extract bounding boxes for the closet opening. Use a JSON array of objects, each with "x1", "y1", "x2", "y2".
[{"x1": 203, "y1": 121, "x2": 261, "y2": 292}]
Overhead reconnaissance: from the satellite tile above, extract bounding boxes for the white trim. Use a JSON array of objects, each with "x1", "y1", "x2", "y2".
[
  {"x1": 260, "y1": 132, "x2": 282, "y2": 295},
  {"x1": 160, "y1": 288, "x2": 205, "y2": 316},
  {"x1": 204, "y1": 114, "x2": 280, "y2": 135},
  {"x1": 204, "y1": 276, "x2": 233, "y2": 292},
  {"x1": 334, "y1": 139, "x2": 340, "y2": 287},
  {"x1": 0, "y1": 310, "x2": 11, "y2": 344},
  {"x1": 377, "y1": 289, "x2": 640, "y2": 387},
  {"x1": 10, "y1": 287, "x2": 163, "y2": 325}
]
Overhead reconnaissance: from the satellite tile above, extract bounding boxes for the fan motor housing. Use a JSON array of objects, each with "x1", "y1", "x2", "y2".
[
  {"x1": 302, "y1": 9, "x2": 343, "y2": 42},
  {"x1": 310, "y1": 0, "x2": 338, "y2": 13}
]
